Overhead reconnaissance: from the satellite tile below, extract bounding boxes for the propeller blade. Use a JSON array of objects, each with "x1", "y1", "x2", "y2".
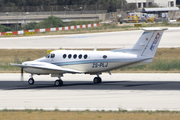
[{"x1": 21, "y1": 68, "x2": 24, "y2": 81}]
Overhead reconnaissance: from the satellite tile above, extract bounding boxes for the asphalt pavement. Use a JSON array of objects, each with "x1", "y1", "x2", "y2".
[{"x1": 0, "y1": 73, "x2": 180, "y2": 111}]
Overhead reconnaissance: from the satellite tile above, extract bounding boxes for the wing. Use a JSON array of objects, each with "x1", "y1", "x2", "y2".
[{"x1": 10, "y1": 61, "x2": 84, "y2": 73}]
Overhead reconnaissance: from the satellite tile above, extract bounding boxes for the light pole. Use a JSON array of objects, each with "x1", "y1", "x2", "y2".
[
  {"x1": 79, "y1": 7, "x2": 82, "y2": 14},
  {"x1": 16, "y1": 14, "x2": 18, "y2": 31},
  {"x1": 6, "y1": 12, "x2": 9, "y2": 24},
  {"x1": 23, "y1": 12, "x2": 29, "y2": 24},
  {"x1": 6, "y1": 12, "x2": 29, "y2": 31},
  {"x1": 64, "y1": 6, "x2": 69, "y2": 14},
  {"x1": 5, "y1": 12, "x2": 19, "y2": 31}
]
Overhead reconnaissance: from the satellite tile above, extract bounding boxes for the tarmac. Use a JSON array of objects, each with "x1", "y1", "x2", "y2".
[
  {"x1": 0, "y1": 73, "x2": 180, "y2": 111},
  {"x1": 0, "y1": 28, "x2": 180, "y2": 49}
]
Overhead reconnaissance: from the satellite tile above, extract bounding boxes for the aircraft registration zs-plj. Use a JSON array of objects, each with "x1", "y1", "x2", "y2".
[{"x1": 10, "y1": 28, "x2": 167, "y2": 86}]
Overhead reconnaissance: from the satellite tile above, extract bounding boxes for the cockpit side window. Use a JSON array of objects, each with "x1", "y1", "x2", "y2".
[{"x1": 51, "y1": 53, "x2": 55, "y2": 58}]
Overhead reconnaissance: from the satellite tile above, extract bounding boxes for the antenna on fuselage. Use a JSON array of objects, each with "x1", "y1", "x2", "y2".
[{"x1": 94, "y1": 47, "x2": 97, "y2": 51}]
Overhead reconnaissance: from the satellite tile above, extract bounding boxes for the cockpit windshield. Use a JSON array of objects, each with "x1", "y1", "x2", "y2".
[
  {"x1": 46, "y1": 53, "x2": 55, "y2": 58},
  {"x1": 46, "y1": 54, "x2": 50, "y2": 58}
]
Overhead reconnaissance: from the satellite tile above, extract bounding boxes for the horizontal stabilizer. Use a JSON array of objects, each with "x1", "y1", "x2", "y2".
[{"x1": 142, "y1": 28, "x2": 168, "y2": 31}]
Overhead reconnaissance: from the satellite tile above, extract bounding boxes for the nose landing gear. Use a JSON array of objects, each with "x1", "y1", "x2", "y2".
[{"x1": 28, "y1": 74, "x2": 35, "y2": 85}]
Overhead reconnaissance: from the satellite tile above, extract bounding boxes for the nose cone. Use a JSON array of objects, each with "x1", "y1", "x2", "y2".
[{"x1": 22, "y1": 61, "x2": 32, "y2": 66}]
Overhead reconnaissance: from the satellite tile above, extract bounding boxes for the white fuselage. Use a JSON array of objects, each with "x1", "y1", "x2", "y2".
[{"x1": 23, "y1": 50, "x2": 152, "y2": 74}]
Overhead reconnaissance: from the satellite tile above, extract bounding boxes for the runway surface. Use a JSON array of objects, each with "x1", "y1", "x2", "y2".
[
  {"x1": 0, "y1": 28, "x2": 180, "y2": 49},
  {"x1": 0, "y1": 73, "x2": 180, "y2": 111}
]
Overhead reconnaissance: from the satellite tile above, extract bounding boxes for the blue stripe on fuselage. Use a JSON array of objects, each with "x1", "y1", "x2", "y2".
[{"x1": 52, "y1": 59, "x2": 137, "y2": 66}]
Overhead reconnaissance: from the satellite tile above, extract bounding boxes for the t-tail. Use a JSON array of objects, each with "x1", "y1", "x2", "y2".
[{"x1": 132, "y1": 28, "x2": 167, "y2": 57}]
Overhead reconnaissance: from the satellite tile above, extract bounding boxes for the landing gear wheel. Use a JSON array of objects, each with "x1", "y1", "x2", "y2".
[
  {"x1": 54, "y1": 80, "x2": 63, "y2": 86},
  {"x1": 93, "y1": 77, "x2": 102, "y2": 84},
  {"x1": 98, "y1": 77, "x2": 102, "y2": 83},
  {"x1": 28, "y1": 78, "x2": 34, "y2": 85}
]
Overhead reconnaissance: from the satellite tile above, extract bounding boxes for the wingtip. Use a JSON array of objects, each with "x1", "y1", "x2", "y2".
[
  {"x1": 9, "y1": 63, "x2": 13, "y2": 65},
  {"x1": 142, "y1": 27, "x2": 168, "y2": 31}
]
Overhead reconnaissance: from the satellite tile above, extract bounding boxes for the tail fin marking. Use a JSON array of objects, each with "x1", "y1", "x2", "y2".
[{"x1": 132, "y1": 28, "x2": 167, "y2": 57}]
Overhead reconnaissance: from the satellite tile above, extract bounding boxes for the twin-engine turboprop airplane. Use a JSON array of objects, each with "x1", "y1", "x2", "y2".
[{"x1": 10, "y1": 28, "x2": 167, "y2": 86}]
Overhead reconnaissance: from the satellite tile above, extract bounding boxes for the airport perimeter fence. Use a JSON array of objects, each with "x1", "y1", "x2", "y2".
[
  {"x1": 0, "y1": 5, "x2": 109, "y2": 13},
  {"x1": 0, "y1": 23, "x2": 100, "y2": 36}
]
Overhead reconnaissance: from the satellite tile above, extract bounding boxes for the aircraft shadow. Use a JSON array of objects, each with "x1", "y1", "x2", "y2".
[{"x1": 0, "y1": 80, "x2": 179, "y2": 90}]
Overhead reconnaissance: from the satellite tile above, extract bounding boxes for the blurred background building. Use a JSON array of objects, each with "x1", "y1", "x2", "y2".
[{"x1": 126, "y1": 0, "x2": 176, "y2": 8}]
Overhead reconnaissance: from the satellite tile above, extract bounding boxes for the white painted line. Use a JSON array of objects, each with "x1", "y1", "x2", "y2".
[
  {"x1": 88, "y1": 24, "x2": 91, "y2": 28},
  {"x1": 18, "y1": 31, "x2": 24, "y2": 35},
  {"x1": 50, "y1": 28, "x2": 56, "y2": 32},
  {"x1": 59, "y1": 27, "x2": 62, "y2": 31},
  {"x1": 29, "y1": 30, "x2": 35, "y2": 32},
  {"x1": 65, "y1": 27, "x2": 68, "y2": 30},
  {"x1": 77, "y1": 25, "x2": 80, "y2": 29},
  {"x1": 39, "y1": 29, "x2": 46, "y2": 32},
  {"x1": 82, "y1": 25, "x2": 86, "y2": 28},
  {"x1": 71, "y1": 26, "x2": 74, "y2": 29}
]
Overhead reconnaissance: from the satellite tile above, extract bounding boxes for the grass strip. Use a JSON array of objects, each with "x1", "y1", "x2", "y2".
[{"x1": 0, "y1": 110, "x2": 180, "y2": 120}]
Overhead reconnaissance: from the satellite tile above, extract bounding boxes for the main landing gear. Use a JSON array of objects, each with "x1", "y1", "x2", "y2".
[
  {"x1": 93, "y1": 73, "x2": 102, "y2": 84},
  {"x1": 54, "y1": 74, "x2": 63, "y2": 86}
]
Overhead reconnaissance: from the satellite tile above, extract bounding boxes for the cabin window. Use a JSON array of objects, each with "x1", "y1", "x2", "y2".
[
  {"x1": 103, "y1": 55, "x2": 107, "y2": 59},
  {"x1": 63, "y1": 54, "x2": 66, "y2": 59},
  {"x1": 68, "y1": 54, "x2": 72, "y2": 59},
  {"x1": 79, "y1": 54, "x2": 82, "y2": 59},
  {"x1": 84, "y1": 54, "x2": 88, "y2": 59},
  {"x1": 73, "y1": 54, "x2": 77, "y2": 59},
  {"x1": 51, "y1": 53, "x2": 55, "y2": 58}
]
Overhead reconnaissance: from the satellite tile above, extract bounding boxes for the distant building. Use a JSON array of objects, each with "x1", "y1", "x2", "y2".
[
  {"x1": 126, "y1": 0, "x2": 176, "y2": 8},
  {"x1": 142, "y1": 7, "x2": 179, "y2": 18}
]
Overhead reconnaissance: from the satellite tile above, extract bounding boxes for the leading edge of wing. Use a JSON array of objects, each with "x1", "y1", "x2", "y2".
[{"x1": 9, "y1": 62, "x2": 84, "y2": 73}]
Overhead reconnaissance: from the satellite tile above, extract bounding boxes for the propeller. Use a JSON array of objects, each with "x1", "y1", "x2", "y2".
[{"x1": 21, "y1": 68, "x2": 24, "y2": 81}]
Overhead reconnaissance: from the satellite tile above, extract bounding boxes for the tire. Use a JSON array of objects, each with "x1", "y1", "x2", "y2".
[
  {"x1": 93, "y1": 77, "x2": 99, "y2": 84},
  {"x1": 98, "y1": 77, "x2": 102, "y2": 83},
  {"x1": 54, "y1": 80, "x2": 63, "y2": 86},
  {"x1": 93, "y1": 77, "x2": 102, "y2": 84},
  {"x1": 28, "y1": 78, "x2": 34, "y2": 85}
]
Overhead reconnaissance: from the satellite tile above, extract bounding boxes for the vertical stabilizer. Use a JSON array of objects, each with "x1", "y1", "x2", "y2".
[{"x1": 132, "y1": 28, "x2": 167, "y2": 57}]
